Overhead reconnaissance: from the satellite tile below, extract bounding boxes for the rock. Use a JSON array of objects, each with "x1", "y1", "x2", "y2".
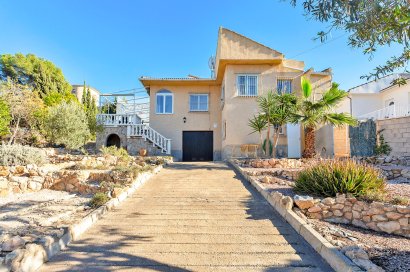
[
  {"x1": 321, "y1": 197, "x2": 335, "y2": 206},
  {"x1": 398, "y1": 218, "x2": 408, "y2": 226},
  {"x1": 397, "y1": 206, "x2": 410, "y2": 213},
  {"x1": 344, "y1": 212, "x2": 353, "y2": 220},
  {"x1": 282, "y1": 196, "x2": 293, "y2": 210},
  {"x1": 14, "y1": 166, "x2": 25, "y2": 175},
  {"x1": 0, "y1": 166, "x2": 9, "y2": 177},
  {"x1": 342, "y1": 245, "x2": 369, "y2": 260},
  {"x1": 111, "y1": 187, "x2": 124, "y2": 198},
  {"x1": 0, "y1": 178, "x2": 8, "y2": 189},
  {"x1": 262, "y1": 176, "x2": 271, "y2": 183},
  {"x1": 293, "y1": 195, "x2": 314, "y2": 210},
  {"x1": 333, "y1": 210, "x2": 343, "y2": 216},
  {"x1": 372, "y1": 214, "x2": 388, "y2": 222},
  {"x1": 4, "y1": 249, "x2": 25, "y2": 271},
  {"x1": 332, "y1": 204, "x2": 344, "y2": 210},
  {"x1": 19, "y1": 243, "x2": 47, "y2": 272},
  {"x1": 377, "y1": 221, "x2": 401, "y2": 233},
  {"x1": 352, "y1": 219, "x2": 368, "y2": 229},
  {"x1": 386, "y1": 212, "x2": 403, "y2": 220},
  {"x1": 322, "y1": 211, "x2": 333, "y2": 218},
  {"x1": 307, "y1": 206, "x2": 321, "y2": 213},
  {"x1": 326, "y1": 217, "x2": 350, "y2": 224},
  {"x1": 27, "y1": 180, "x2": 42, "y2": 191},
  {"x1": 1, "y1": 236, "x2": 26, "y2": 252}
]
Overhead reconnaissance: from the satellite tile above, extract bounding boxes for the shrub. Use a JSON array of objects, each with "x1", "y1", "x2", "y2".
[
  {"x1": 43, "y1": 102, "x2": 90, "y2": 149},
  {"x1": 89, "y1": 192, "x2": 110, "y2": 208},
  {"x1": 100, "y1": 146, "x2": 131, "y2": 164},
  {"x1": 294, "y1": 159, "x2": 385, "y2": 198},
  {"x1": 0, "y1": 98, "x2": 11, "y2": 137},
  {"x1": 390, "y1": 196, "x2": 410, "y2": 205},
  {"x1": 0, "y1": 144, "x2": 47, "y2": 166},
  {"x1": 375, "y1": 133, "x2": 392, "y2": 155}
]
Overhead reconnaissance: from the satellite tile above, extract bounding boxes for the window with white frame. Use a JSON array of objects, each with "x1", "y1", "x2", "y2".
[
  {"x1": 237, "y1": 75, "x2": 258, "y2": 96},
  {"x1": 156, "y1": 90, "x2": 173, "y2": 114},
  {"x1": 189, "y1": 94, "x2": 209, "y2": 112},
  {"x1": 277, "y1": 79, "x2": 292, "y2": 94}
]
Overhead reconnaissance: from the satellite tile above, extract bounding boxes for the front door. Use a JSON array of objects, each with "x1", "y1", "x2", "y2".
[
  {"x1": 182, "y1": 131, "x2": 213, "y2": 161},
  {"x1": 287, "y1": 124, "x2": 301, "y2": 158}
]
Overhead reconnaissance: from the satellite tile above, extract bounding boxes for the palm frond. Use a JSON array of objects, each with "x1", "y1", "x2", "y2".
[
  {"x1": 301, "y1": 76, "x2": 312, "y2": 99},
  {"x1": 322, "y1": 113, "x2": 358, "y2": 127}
]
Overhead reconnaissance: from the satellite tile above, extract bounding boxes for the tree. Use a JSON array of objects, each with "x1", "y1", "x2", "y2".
[
  {"x1": 248, "y1": 115, "x2": 266, "y2": 156},
  {"x1": 289, "y1": 0, "x2": 410, "y2": 81},
  {"x1": 81, "y1": 82, "x2": 100, "y2": 137},
  {"x1": 0, "y1": 53, "x2": 74, "y2": 98},
  {"x1": 43, "y1": 102, "x2": 90, "y2": 149},
  {"x1": 252, "y1": 92, "x2": 299, "y2": 157},
  {"x1": 0, "y1": 98, "x2": 11, "y2": 138},
  {"x1": 0, "y1": 80, "x2": 44, "y2": 144},
  {"x1": 297, "y1": 77, "x2": 357, "y2": 158}
]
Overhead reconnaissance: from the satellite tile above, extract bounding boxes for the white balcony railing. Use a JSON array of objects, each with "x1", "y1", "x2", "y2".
[
  {"x1": 358, "y1": 105, "x2": 410, "y2": 120},
  {"x1": 127, "y1": 124, "x2": 171, "y2": 154},
  {"x1": 96, "y1": 114, "x2": 140, "y2": 126}
]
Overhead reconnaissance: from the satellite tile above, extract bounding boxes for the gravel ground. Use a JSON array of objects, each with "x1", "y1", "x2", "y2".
[
  {"x1": 0, "y1": 189, "x2": 91, "y2": 238},
  {"x1": 252, "y1": 173, "x2": 410, "y2": 272}
]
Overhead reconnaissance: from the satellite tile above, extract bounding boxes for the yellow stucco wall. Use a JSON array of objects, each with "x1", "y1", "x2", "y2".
[{"x1": 149, "y1": 85, "x2": 222, "y2": 161}]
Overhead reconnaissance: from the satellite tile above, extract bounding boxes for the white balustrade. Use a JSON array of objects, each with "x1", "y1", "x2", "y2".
[
  {"x1": 127, "y1": 124, "x2": 171, "y2": 154},
  {"x1": 96, "y1": 114, "x2": 140, "y2": 126},
  {"x1": 358, "y1": 105, "x2": 410, "y2": 121}
]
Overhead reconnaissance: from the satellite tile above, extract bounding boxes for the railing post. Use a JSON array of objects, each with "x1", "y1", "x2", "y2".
[{"x1": 167, "y1": 140, "x2": 171, "y2": 155}]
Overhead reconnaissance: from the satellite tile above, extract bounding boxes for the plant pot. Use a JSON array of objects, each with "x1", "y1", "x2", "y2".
[{"x1": 139, "y1": 148, "x2": 147, "y2": 157}]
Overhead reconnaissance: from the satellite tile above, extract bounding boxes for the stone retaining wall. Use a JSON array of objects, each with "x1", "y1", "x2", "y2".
[{"x1": 297, "y1": 194, "x2": 410, "y2": 238}]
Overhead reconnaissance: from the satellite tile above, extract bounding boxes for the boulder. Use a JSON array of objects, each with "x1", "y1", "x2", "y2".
[
  {"x1": 293, "y1": 195, "x2": 314, "y2": 210},
  {"x1": 282, "y1": 196, "x2": 293, "y2": 210},
  {"x1": 385, "y1": 212, "x2": 403, "y2": 220},
  {"x1": 4, "y1": 249, "x2": 25, "y2": 271},
  {"x1": 321, "y1": 197, "x2": 335, "y2": 206},
  {"x1": 307, "y1": 206, "x2": 322, "y2": 213},
  {"x1": 377, "y1": 221, "x2": 401, "y2": 233},
  {"x1": 19, "y1": 243, "x2": 47, "y2": 272},
  {"x1": 1, "y1": 236, "x2": 26, "y2": 252}
]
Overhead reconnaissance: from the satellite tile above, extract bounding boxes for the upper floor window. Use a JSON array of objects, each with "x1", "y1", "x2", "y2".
[
  {"x1": 237, "y1": 75, "x2": 258, "y2": 97},
  {"x1": 190, "y1": 94, "x2": 209, "y2": 112},
  {"x1": 277, "y1": 79, "x2": 292, "y2": 94},
  {"x1": 156, "y1": 90, "x2": 173, "y2": 114},
  {"x1": 221, "y1": 85, "x2": 225, "y2": 108}
]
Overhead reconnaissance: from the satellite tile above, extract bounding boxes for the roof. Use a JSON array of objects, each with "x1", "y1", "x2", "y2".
[{"x1": 349, "y1": 73, "x2": 410, "y2": 94}]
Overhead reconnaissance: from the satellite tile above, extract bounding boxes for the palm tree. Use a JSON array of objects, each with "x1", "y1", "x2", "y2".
[
  {"x1": 251, "y1": 92, "x2": 299, "y2": 157},
  {"x1": 298, "y1": 77, "x2": 358, "y2": 158},
  {"x1": 256, "y1": 92, "x2": 276, "y2": 156},
  {"x1": 248, "y1": 115, "x2": 266, "y2": 157}
]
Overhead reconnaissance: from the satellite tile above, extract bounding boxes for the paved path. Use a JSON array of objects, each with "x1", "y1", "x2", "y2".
[{"x1": 41, "y1": 162, "x2": 332, "y2": 271}]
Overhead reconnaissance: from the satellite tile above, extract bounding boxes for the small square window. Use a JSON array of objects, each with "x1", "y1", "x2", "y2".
[
  {"x1": 190, "y1": 94, "x2": 209, "y2": 111},
  {"x1": 277, "y1": 79, "x2": 292, "y2": 94},
  {"x1": 237, "y1": 75, "x2": 258, "y2": 97}
]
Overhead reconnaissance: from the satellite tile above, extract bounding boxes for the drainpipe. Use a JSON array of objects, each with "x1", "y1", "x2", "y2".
[{"x1": 347, "y1": 95, "x2": 353, "y2": 115}]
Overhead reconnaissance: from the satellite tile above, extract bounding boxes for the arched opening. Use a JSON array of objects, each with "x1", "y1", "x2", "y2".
[{"x1": 106, "y1": 134, "x2": 121, "y2": 148}]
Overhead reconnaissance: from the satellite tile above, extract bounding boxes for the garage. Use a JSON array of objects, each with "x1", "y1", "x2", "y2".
[{"x1": 182, "y1": 131, "x2": 213, "y2": 161}]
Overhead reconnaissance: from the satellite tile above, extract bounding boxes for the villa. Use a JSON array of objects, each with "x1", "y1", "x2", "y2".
[{"x1": 97, "y1": 28, "x2": 346, "y2": 161}]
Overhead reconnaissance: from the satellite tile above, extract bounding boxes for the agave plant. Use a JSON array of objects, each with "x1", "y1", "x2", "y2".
[{"x1": 297, "y1": 77, "x2": 358, "y2": 158}]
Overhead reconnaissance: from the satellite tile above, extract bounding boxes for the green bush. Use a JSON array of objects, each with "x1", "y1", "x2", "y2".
[
  {"x1": 0, "y1": 98, "x2": 11, "y2": 137},
  {"x1": 43, "y1": 102, "x2": 90, "y2": 149},
  {"x1": 294, "y1": 159, "x2": 385, "y2": 197},
  {"x1": 100, "y1": 146, "x2": 131, "y2": 164},
  {"x1": 374, "y1": 133, "x2": 392, "y2": 155},
  {"x1": 0, "y1": 144, "x2": 47, "y2": 166},
  {"x1": 89, "y1": 192, "x2": 110, "y2": 208}
]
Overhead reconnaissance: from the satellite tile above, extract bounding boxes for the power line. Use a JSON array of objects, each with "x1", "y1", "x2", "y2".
[{"x1": 289, "y1": 33, "x2": 347, "y2": 59}]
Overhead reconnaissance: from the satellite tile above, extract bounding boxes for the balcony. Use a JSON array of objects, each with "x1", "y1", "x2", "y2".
[
  {"x1": 358, "y1": 105, "x2": 410, "y2": 121},
  {"x1": 96, "y1": 114, "x2": 141, "y2": 126}
]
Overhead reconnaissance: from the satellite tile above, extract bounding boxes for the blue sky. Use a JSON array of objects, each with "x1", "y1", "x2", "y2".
[{"x1": 0, "y1": 0, "x2": 402, "y2": 94}]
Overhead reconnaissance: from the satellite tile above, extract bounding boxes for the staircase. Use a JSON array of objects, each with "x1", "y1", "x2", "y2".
[
  {"x1": 127, "y1": 124, "x2": 171, "y2": 154},
  {"x1": 97, "y1": 114, "x2": 171, "y2": 154}
]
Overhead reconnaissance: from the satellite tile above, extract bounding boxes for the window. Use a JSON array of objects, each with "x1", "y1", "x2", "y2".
[
  {"x1": 221, "y1": 85, "x2": 225, "y2": 108},
  {"x1": 237, "y1": 75, "x2": 258, "y2": 96},
  {"x1": 156, "y1": 90, "x2": 173, "y2": 114},
  {"x1": 189, "y1": 94, "x2": 209, "y2": 112},
  {"x1": 277, "y1": 79, "x2": 292, "y2": 94},
  {"x1": 274, "y1": 124, "x2": 284, "y2": 134}
]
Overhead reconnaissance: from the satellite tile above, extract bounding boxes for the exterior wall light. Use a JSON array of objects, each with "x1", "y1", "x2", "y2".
[{"x1": 183, "y1": 117, "x2": 187, "y2": 123}]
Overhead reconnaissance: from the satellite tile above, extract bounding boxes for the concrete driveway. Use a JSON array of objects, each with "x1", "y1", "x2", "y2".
[{"x1": 41, "y1": 162, "x2": 333, "y2": 271}]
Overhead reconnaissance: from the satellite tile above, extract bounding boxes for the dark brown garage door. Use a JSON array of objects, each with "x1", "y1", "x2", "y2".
[{"x1": 182, "y1": 131, "x2": 213, "y2": 161}]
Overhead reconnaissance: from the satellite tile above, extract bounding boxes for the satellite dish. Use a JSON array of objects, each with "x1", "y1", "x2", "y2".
[{"x1": 208, "y1": 56, "x2": 216, "y2": 78}]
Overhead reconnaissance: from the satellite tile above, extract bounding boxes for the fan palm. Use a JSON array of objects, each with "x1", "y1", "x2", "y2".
[{"x1": 297, "y1": 77, "x2": 358, "y2": 158}]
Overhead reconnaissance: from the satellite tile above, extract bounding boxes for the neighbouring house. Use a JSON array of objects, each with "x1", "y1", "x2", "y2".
[
  {"x1": 95, "y1": 27, "x2": 348, "y2": 160},
  {"x1": 347, "y1": 73, "x2": 410, "y2": 120},
  {"x1": 340, "y1": 73, "x2": 410, "y2": 157},
  {"x1": 72, "y1": 84, "x2": 100, "y2": 106}
]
